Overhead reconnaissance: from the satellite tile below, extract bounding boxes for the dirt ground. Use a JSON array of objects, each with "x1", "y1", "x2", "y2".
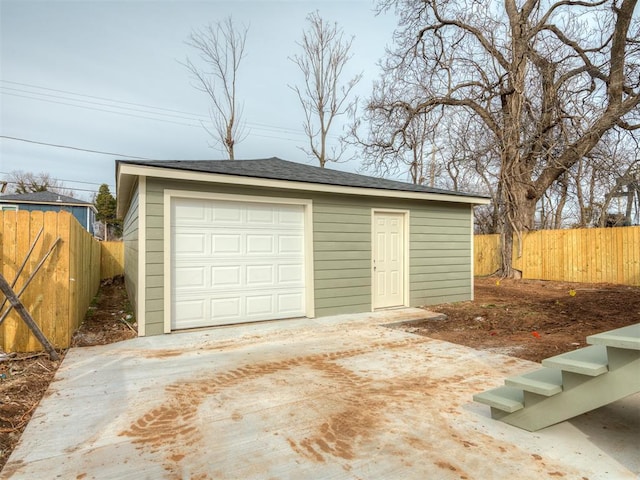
[
  {"x1": 398, "y1": 277, "x2": 640, "y2": 363},
  {"x1": 0, "y1": 276, "x2": 638, "y2": 472},
  {"x1": 0, "y1": 276, "x2": 136, "y2": 470}
]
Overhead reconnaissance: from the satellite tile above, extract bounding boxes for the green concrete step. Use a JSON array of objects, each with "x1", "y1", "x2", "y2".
[
  {"x1": 541, "y1": 344, "x2": 608, "y2": 376},
  {"x1": 587, "y1": 323, "x2": 640, "y2": 350},
  {"x1": 504, "y1": 368, "x2": 563, "y2": 396},
  {"x1": 473, "y1": 386, "x2": 524, "y2": 413},
  {"x1": 474, "y1": 323, "x2": 640, "y2": 431}
]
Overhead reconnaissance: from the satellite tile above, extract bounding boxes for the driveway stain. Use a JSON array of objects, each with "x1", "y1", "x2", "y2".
[
  {"x1": 113, "y1": 334, "x2": 581, "y2": 480},
  {"x1": 119, "y1": 337, "x2": 429, "y2": 477}
]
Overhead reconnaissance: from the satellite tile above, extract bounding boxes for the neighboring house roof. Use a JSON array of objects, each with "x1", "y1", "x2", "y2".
[
  {"x1": 117, "y1": 157, "x2": 491, "y2": 216},
  {"x1": 0, "y1": 191, "x2": 96, "y2": 210}
]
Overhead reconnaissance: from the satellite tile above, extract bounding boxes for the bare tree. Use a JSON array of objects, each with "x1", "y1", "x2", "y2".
[
  {"x1": 353, "y1": 70, "x2": 504, "y2": 232},
  {"x1": 364, "y1": 0, "x2": 639, "y2": 276},
  {"x1": 184, "y1": 17, "x2": 248, "y2": 160},
  {"x1": 290, "y1": 11, "x2": 363, "y2": 167},
  {"x1": 4, "y1": 171, "x2": 74, "y2": 197},
  {"x1": 567, "y1": 131, "x2": 639, "y2": 227},
  {"x1": 598, "y1": 153, "x2": 640, "y2": 226}
]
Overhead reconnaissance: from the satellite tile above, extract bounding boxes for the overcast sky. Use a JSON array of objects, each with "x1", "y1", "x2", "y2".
[{"x1": 0, "y1": 0, "x2": 397, "y2": 200}]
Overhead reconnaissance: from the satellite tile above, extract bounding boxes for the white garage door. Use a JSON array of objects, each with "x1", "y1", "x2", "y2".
[{"x1": 171, "y1": 197, "x2": 306, "y2": 329}]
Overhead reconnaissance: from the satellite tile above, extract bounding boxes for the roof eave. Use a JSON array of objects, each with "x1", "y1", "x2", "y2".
[
  {"x1": 116, "y1": 163, "x2": 491, "y2": 211},
  {"x1": 116, "y1": 161, "x2": 139, "y2": 218},
  {"x1": 0, "y1": 199, "x2": 97, "y2": 212}
]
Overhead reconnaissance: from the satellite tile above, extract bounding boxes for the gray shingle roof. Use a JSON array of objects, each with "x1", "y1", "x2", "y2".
[
  {"x1": 118, "y1": 157, "x2": 487, "y2": 198},
  {"x1": 0, "y1": 191, "x2": 92, "y2": 205}
]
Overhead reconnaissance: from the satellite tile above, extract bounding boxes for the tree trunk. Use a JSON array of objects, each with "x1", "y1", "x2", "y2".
[
  {"x1": 554, "y1": 175, "x2": 568, "y2": 229},
  {"x1": 499, "y1": 161, "x2": 537, "y2": 277}
]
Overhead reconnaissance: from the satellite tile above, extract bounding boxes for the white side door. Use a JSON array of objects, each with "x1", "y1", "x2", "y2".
[{"x1": 373, "y1": 212, "x2": 405, "y2": 309}]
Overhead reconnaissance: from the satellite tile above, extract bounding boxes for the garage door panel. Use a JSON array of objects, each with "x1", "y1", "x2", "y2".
[
  {"x1": 211, "y1": 297, "x2": 242, "y2": 321},
  {"x1": 278, "y1": 292, "x2": 304, "y2": 313},
  {"x1": 174, "y1": 200, "x2": 207, "y2": 223},
  {"x1": 212, "y1": 234, "x2": 242, "y2": 254},
  {"x1": 246, "y1": 205, "x2": 275, "y2": 223},
  {"x1": 175, "y1": 233, "x2": 206, "y2": 255},
  {"x1": 278, "y1": 208, "x2": 304, "y2": 225},
  {"x1": 246, "y1": 264, "x2": 274, "y2": 285},
  {"x1": 174, "y1": 266, "x2": 206, "y2": 289},
  {"x1": 246, "y1": 294, "x2": 274, "y2": 316},
  {"x1": 246, "y1": 235, "x2": 274, "y2": 254},
  {"x1": 278, "y1": 264, "x2": 303, "y2": 283},
  {"x1": 172, "y1": 197, "x2": 306, "y2": 330},
  {"x1": 211, "y1": 266, "x2": 241, "y2": 287},
  {"x1": 278, "y1": 235, "x2": 303, "y2": 254},
  {"x1": 212, "y1": 204, "x2": 243, "y2": 223},
  {"x1": 174, "y1": 299, "x2": 206, "y2": 325}
]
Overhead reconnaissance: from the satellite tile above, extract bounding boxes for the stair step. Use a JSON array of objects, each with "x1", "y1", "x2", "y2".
[
  {"x1": 541, "y1": 344, "x2": 608, "y2": 376},
  {"x1": 473, "y1": 386, "x2": 524, "y2": 413},
  {"x1": 504, "y1": 368, "x2": 563, "y2": 396},
  {"x1": 587, "y1": 323, "x2": 640, "y2": 350}
]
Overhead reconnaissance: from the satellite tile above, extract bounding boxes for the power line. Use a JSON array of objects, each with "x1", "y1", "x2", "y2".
[
  {"x1": 2, "y1": 90, "x2": 316, "y2": 138},
  {"x1": 1, "y1": 180, "x2": 100, "y2": 195},
  {"x1": 0, "y1": 79, "x2": 209, "y2": 118},
  {"x1": 2, "y1": 86, "x2": 205, "y2": 123},
  {"x1": 0, "y1": 135, "x2": 155, "y2": 159},
  {"x1": 0, "y1": 79, "x2": 341, "y2": 140},
  {"x1": 246, "y1": 121, "x2": 308, "y2": 137},
  {"x1": 1, "y1": 80, "x2": 314, "y2": 135},
  {"x1": 0, "y1": 171, "x2": 114, "y2": 189},
  {"x1": 1, "y1": 92, "x2": 202, "y2": 128}
]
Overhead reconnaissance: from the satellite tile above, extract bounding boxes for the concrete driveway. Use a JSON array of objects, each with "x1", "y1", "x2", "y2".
[{"x1": 3, "y1": 308, "x2": 638, "y2": 479}]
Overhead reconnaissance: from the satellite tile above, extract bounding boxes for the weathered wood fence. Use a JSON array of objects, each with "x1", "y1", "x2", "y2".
[
  {"x1": 475, "y1": 226, "x2": 640, "y2": 286},
  {"x1": 0, "y1": 211, "x2": 102, "y2": 352}
]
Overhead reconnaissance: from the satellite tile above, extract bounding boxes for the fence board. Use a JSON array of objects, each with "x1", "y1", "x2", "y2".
[
  {"x1": 25, "y1": 212, "x2": 43, "y2": 352},
  {"x1": 474, "y1": 234, "x2": 500, "y2": 276},
  {"x1": 474, "y1": 226, "x2": 640, "y2": 286},
  {"x1": 101, "y1": 241, "x2": 124, "y2": 279},
  {"x1": 2, "y1": 212, "x2": 18, "y2": 352},
  {"x1": 68, "y1": 218, "x2": 79, "y2": 347},
  {"x1": 0, "y1": 211, "x2": 101, "y2": 353},
  {"x1": 42, "y1": 212, "x2": 58, "y2": 352}
]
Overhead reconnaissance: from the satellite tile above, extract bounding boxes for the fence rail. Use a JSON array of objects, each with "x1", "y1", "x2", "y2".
[
  {"x1": 0, "y1": 211, "x2": 101, "y2": 352},
  {"x1": 475, "y1": 226, "x2": 640, "y2": 286}
]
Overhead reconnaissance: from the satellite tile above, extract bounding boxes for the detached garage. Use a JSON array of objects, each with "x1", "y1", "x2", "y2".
[{"x1": 116, "y1": 158, "x2": 489, "y2": 337}]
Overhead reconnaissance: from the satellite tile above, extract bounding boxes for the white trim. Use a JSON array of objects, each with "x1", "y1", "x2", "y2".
[
  {"x1": 117, "y1": 164, "x2": 490, "y2": 208},
  {"x1": 116, "y1": 162, "x2": 140, "y2": 217},
  {"x1": 163, "y1": 190, "x2": 172, "y2": 333},
  {"x1": 303, "y1": 202, "x2": 316, "y2": 318},
  {"x1": 470, "y1": 205, "x2": 475, "y2": 301},
  {"x1": 404, "y1": 210, "x2": 411, "y2": 307},
  {"x1": 163, "y1": 189, "x2": 315, "y2": 332},
  {"x1": 137, "y1": 177, "x2": 147, "y2": 336},
  {"x1": 371, "y1": 208, "x2": 410, "y2": 311}
]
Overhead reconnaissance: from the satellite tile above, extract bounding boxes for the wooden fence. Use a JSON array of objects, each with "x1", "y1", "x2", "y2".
[
  {"x1": 475, "y1": 226, "x2": 640, "y2": 285},
  {"x1": 0, "y1": 211, "x2": 101, "y2": 352},
  {"x1": 100, "y1": 241, "x2": 124, "y2": 279}
]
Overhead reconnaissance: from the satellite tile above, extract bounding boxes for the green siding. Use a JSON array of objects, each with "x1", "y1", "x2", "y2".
[
  {"x1": 124, "y1": 177, "x2": 473, "y2": 335},
  {"x1": 122, "y1": 182, "x2": 139, "y2": 319},
  {"x1": 410, "y1": 204, "x2": 472, "y2": 305},
  {"x1": 143, "y1": 181, "x2": 166, "y2": 335},
  {"x1": 312, "y1": 200, "x2": 371, "y2": 317},
  {"x1": 314, "y1": 250, "x2": 370, "y2": 261}
]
